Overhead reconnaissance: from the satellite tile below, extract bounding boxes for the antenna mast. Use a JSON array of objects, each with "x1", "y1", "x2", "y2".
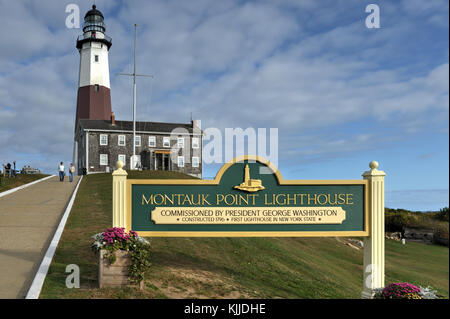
[{"x1": 117, "y1": 24, "x2": 153, "y2": 170}]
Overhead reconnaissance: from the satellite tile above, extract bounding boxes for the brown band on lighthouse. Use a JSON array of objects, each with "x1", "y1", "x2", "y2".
[{"x1": 75, "y1": 85, "x2": 112, "y2": 129}]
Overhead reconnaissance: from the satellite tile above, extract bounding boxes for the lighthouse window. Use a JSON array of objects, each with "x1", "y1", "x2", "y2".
[
  {"x1": 94, "y1": 55, "x2": 99, "y2": 62},
  {"x1": 94, "y1": 84, "x2": 99, "y2": 91},
  {"x1": 192, "y1": 157, "x2": 199, "y2": 168}
]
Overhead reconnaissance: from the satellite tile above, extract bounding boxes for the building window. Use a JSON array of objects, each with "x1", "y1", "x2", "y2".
[
  {"x1": 163, "y1": 137, "x2": 170, "y2": 148},
  {"x1": 135, "y1": 136, "x2": 141, "y2": 147},
  {"x1": 100, "y1": 134, "x2": 108, "y2": 145},
  {"x1": 94, "y1": 55, "x2": 99, "y2": 62},
  {"x1": 149, "y1": 136, "x2": 156, "y2": 147},
  {"x1": 118, "y1": 154, "x2": 126, "y2": 165},
  {"x1": 192, "y1": 156, "x2": 199, "y2": 168},
  {"x1": 118, "y1": 135, "x2": 126, "y2": 146},
  {"x1": 177, "y1": 137, "x2": 184, "y2": 148},
  {"x1": 192, "y1": 137, "x2": 199, "y2": 149},
  {"x1": 100, "y1": 154, "x2": 108, "y2": 166},
  {"x1": 131, "y1": 155, "x2": 141, "y2": 169},
  {"x1": 94, "y1": 84, "x2": 99, "y2": 91},
  {"x1": 177, "y1": 156, "x2": 184, "y2": 167}
]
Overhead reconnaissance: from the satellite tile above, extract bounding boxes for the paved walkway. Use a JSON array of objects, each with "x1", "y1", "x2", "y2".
[{"x1": 0, "y1": 175, "x2": 80, "y2": 298}]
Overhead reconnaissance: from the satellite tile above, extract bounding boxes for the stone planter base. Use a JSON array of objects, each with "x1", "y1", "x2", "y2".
[{"x1": 98, "y1": 250, "x2": 144, "y2": 289}]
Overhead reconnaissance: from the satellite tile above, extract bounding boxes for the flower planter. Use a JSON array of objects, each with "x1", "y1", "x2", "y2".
[{"x1": 98, "y1": 250, "x2": 144, "y2": 289}]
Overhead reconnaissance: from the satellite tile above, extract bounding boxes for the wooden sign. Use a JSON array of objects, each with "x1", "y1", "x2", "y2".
[{"x1": 126, "y1": 156, "x2": 368, "y2": 237}]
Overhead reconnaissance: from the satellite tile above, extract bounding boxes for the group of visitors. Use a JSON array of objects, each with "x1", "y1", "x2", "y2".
[
  {"x1": 58, "y1": 162, "x2": 75, "y2": 182},
  {"x1": 2, "y1": 162, "x2": 16, "y2": 177}
]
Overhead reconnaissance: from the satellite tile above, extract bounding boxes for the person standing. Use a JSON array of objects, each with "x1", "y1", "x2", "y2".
[
  {"x1": 69, "y1": 163, "x2": 75, "y2": 182},
  {"x1": 58, "y1": 162, "x2": 65, "y2": 182}
]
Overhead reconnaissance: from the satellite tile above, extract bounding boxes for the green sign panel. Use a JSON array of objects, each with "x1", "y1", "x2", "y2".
[{"x1": 127, "y1": 156, "x2": 368, "y2": 237}]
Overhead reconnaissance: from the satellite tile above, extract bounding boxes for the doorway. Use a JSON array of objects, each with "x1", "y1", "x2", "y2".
[{"x1": 154, "y1": 152, "x2": 171, "y2": 170}]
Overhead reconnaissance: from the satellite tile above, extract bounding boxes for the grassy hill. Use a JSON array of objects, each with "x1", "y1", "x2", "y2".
[
  {"x1": 0, "y1": 173, "x2": 49, "y2": 193},
  {"x1": 40, "y1": 171, "x2": 449, "y2": 299}
]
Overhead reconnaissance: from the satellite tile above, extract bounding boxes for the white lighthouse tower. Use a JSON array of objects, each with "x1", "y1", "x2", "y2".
[
  {"x1": 73, "y1": 5, "x2": 113, "y2": 172},
  {"x1": 74, "y1": 5, "x2": 112, "y2": 127}
]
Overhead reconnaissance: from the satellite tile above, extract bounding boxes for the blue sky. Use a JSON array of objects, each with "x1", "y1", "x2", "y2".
[{"x1": 0, "y1": 0, "x2": 448, "y2": 211}]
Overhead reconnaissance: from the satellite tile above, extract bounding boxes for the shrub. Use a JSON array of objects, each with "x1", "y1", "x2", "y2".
[
  {"x1": 378, "y1": 282, "x2": 421, "y2": 299},
  {"x1": 374, "y1": 282, "x2": 440, "y2": 299},
  {"x1": 92, "y1": 227, "x2": 151, "y2": 284},
  {"x1": 437, "y1": 207, "x2": 449, "y2": 222}
]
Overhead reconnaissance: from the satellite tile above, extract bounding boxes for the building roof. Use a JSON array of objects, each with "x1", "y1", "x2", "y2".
[
  {"x1": 85, "y1": 5, "x2": 104, "y2": 19},
  {"x1": 78, "y1": 119, "x2": 198, "y2": 134}
]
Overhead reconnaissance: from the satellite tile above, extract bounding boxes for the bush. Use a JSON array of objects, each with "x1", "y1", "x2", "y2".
[
  {"x1": 437, "y1": 207, "x2": 449, "y2": 222},
  {"x1": 92, "y1": 227, "x2": 151, "y2": 284},
  {"x1": 374, "y1": 282, "x2": 439, "y2": 299},
  {"x1": 385, "y1": 213, "x2": 408, "y2": 233},
  {"x1": 385, "y1": 208, "x2": 449, "y2": 242}
]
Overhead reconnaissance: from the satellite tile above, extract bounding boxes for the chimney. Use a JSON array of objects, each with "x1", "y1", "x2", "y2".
[
  {"x1": 111, "y1": 112, "x2": 115, "y2": 125},
  {"x1": 192, "y1": 119, "x2": 198, "y2": 128}
]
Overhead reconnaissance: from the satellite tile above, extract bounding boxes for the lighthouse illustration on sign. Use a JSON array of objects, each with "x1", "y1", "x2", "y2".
[{"x1": 234, "y1": 164, "x2": 265, "y2": 193}]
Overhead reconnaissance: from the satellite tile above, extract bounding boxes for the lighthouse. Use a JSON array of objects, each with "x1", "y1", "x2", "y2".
[
  {"x1": 234, "y1": 164, "x2": 265, "y2": 192},
  {"x1": 74, "y1": 5, "x2": 112, "y2": 128},
  {"x1": 244, "y1": 164, "x2": 250, "y2": 184},
  {"x1": 72, "y1": 5, "x2": 203, "y2": 178}
]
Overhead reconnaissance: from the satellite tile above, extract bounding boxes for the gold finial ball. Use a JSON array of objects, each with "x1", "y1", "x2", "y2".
[
  {"x1": 369, "y1": 161, "x2": 379, "y2": 169},
  {"x1": 116, "y1": 160, "x2": 124, "y2": 169}
]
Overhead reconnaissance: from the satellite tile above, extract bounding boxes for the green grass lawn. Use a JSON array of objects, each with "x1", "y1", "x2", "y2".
[
  {"x1": 40, "y1": 172, "x2": 449, "y2": 299},
  {"x1": 0, "y1": 174, "x2": 49, "y2": 193}
]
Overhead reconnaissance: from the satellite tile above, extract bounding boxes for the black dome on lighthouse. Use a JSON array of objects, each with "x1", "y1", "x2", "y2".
[{"x1": 85, "y1": 5, "x2": 104, "y2": 19}]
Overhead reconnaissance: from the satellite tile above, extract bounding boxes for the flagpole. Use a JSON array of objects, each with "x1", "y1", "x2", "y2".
[
  {"x1": 133, "y1": 24, "x2": 137, "y2": 159},
  {"x1": 117, "y1": 24, "x2": 154, "y2": 170}
]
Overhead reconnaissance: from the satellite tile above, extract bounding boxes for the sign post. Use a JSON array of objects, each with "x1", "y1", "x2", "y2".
[
  {"x1": 112, "y1": 160, "x2": 128, "y2": 228},
  {"x1": 362, "y1": 161, "x2": 386, "y2": 298},
  {"x1": 111, "y1": 156, "x2": 385, "y2": 298}
]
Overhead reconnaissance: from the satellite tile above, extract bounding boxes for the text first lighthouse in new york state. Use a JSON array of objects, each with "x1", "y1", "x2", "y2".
[{"x1": 73, "y1": 5, "x2": 202, "y2": 178}]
